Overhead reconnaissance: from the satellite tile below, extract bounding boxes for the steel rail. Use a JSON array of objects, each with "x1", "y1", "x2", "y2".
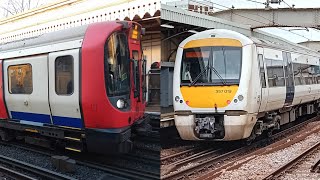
[
  {"x1": 164, "y1": 116, "x2": 319, "y2": 180},
  {"x1": 161, "y1": 146, "x2": 203, "y2": 162},
  {"x1": 0, "y1": 165, "x2": 38, "y2": 180},
  {"x1": 197, "y1": 116, "x2": 320, "y2": 180},
  {"x1": 0, "y1": 140, "x2": 160, "y2": 180},
  {"x1": 311, "y1": 157, "x2": 320, "y2": 173},
  {"x1": 262, "y1": 141, "x2": 320, "y2": 179},
  {"x1": 0, "y1": 155, "x2": 75, "y2": 180}
]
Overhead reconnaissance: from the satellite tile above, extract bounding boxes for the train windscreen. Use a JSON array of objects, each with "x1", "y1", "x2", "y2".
[
  {"x1": 180, "y1": 46, "x2": 242, "y2": 86},
  {"x1": 104, "y1": 32, "x2": 130, "y2": 96}
]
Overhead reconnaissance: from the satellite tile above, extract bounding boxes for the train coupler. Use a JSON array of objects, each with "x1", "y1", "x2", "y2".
[
  {"x1": 132, "y1": 116, "x2": 152, "y2": 136},
  {"x1": 195, "y1": 115, "x2": 224, "y2": 139}
]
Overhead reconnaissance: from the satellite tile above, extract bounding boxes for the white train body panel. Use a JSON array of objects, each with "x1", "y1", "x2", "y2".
[
  {"x1": 4, "y1": 55, "x2": 52, "y2": 125},
  {"x1": 173, "y1": 29, "x2": 320, "y2": 141},
  {"x1": 0, "y1": 27, "x2": 85, "y2": 128},
  {"x1": 48, "y1": 49, "x2": 82, "y2": 128}
]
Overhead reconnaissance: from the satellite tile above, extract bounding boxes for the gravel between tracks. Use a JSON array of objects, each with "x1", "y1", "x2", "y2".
[
  {"x1": 279, "y1": 149, "x2": 320, "y2": 180},
  {"x1": 0, "y1": 144, "x2": 106, "y2": 180},
  {"x1": 217, "y1": 124, "x2": 320, "y2": 180}
]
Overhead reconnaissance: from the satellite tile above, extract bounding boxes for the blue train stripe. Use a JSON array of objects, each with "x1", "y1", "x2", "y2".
[
  {"x1": 10, "y1": 111, "x2": 83, "y2": 129},
  {"x1": 52, "y1": 116, "x2": 83, "y2": 129},
  {"x1": 11, "y1": 111, "x2": 51, "y2": 124}
]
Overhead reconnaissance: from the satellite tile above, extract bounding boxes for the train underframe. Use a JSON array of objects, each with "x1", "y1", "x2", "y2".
[
  {"x1": 175, "y1": 101, "x2": 320, "y2": 142},
  {"x1": 0, "y1": 116, "x2": 150, "y2": 154}
]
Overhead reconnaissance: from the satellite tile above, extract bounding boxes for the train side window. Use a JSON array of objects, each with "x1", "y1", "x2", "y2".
[
  {"x1": 55, "y1": 55, "x2": 74, "y2": 95},
  {"x1": 310, "y1": 65, "x2": 320, "y2": 84},
  {"x1": 293, "y1": 63, "x2": 302, "y2": 85},
  {"x1": 300, "y1": 64, "x2": 312, "y2": 85},
  {"x1": 265, "y1": 58, "x2": 285, "y2": 87},
  {"x1": 316, "y1": 64, "x2": 320, "y2": 84},
  {"x1": 319, "y1": 60, "x2": 320, "y2": 84},
  {"x1": 8, "y1": 64, "x2": 33, "y2": 94},
  {"x1": 258, "y1": 54, "x2": 266, "y2": 88}
]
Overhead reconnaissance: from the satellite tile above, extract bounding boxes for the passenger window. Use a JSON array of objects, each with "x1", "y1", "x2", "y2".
[
  {"x1": 55, "y1": 55, "x2": 74, "y2": 95},
  {"x1": 300, "y1": 64, "x2": 312, "y2": 85},
  {"x1": 316, "y1": 64, "x2": 320, "y2": 84},
  {"x1": 293, "y1": 63, "x2": 302, "y2": 85},
  {"x1": 309, "y1": 65, "x2": 320, "y2": 84},
  {"x1": 265, "y1": 58, "x2": 285, "y2": 87},
  {"x1": 8, "y1": 64, "x2": 33, "y2": 94}
]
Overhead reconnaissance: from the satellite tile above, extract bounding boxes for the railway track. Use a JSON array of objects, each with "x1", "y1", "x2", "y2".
[
  {"x1": 161, "y1": 115, "x2": 319, "y2": 180},
  {"x1": 0, "y1": 126, "x2": 160, "y2": 180},
  {"x1": 196, "y1": 116, "x2": 320, "y2": 180},
  {"x1": 311, "y1": 157, "x2": 320, "y2": 173},
  {"x1": 262, "y1": 141, "x2": 320, "y2": 179},
  {"x1": 0, "y1": 165, "x2": 39, "y2": 180},
  {"x1": 161, "y1": 146, "x2": 208, "y2": 165},
  {"x1": 0, "y1": 154, "x2": 75, "y2": 180}
]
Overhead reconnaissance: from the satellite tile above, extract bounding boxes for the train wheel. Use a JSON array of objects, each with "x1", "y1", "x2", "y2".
[
  {"x1": 267, "y1": 130, "x2": 273, "y2": 138},
  {"x1": 243, "y1": 133, "x2": 256, "y2": 146},
  {"x1": 245, "y1": 138, "x2": 253, "y2": 146}
]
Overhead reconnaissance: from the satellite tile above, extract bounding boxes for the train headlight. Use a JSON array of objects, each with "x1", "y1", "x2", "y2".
[
  {"x1": 238, "y1": 95, "x2": 244, "y2": 101},
  {"x1": 116, "y1": 99, "x2": 125, "y2": 109},
  {"x1": 175, "y1": 96, "x2": 180, "y2": 102}
]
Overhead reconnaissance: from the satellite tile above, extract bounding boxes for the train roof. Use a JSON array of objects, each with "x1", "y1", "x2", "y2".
[
  {"x1": 249, "y1": 36, "x2": 320, "y2": 57},
  {"x1": 0, "y1": 24, "x2": 88, "y2": 54},
  {"x1": 180, "y1": 29, "x2": 320, "y2": 58}
]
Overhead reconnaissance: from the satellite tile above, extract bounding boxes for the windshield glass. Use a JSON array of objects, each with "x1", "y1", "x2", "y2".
[
  {"x1": 181, "y1": 46, "x2": 242, "y2": 85},
  {"x1": 104, "y1": 32, "x2": 130, "y2": 96}
]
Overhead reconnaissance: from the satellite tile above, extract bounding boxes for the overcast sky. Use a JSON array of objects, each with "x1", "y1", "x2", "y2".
[
  {"x1": 0, "y1": 0, "x2": 58, "y2": 17},
  {"x1": 1, "y1": 0, "x2": 320, "y2": 43},
  {"x1": 162, "y1": 0, "x2": 320, "y2": 43}
]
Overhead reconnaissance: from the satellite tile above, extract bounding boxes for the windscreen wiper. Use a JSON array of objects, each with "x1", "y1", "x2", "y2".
[
  {"x1": 189, "y1": 65, "x2": 227, "y2": 86},
  {"x1": 209, "y1": 66, "x2": 227, "y2": 86},
  {"x1": 189, "y1": 65, "x2": 209, "y2": 86}
]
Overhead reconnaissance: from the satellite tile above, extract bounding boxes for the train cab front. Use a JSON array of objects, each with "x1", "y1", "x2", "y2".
[
  {"x1": 173, "y1": 30, "x2": 255, "y2": 141},
  {"x1": 81, "y1": 21, "x2": 146, "y2": 154}
]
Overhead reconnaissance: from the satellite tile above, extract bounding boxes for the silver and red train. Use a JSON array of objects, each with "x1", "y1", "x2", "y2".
[{"x1": 0, "y1": 21, "x2": 147, "y2": 154}]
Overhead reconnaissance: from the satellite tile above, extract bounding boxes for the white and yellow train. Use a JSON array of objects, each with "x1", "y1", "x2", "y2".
[{"x1": 173, "y1": 29, "x2": 320, "y2": 142}]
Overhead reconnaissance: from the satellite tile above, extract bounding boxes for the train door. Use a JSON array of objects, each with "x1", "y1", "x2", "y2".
[
  {"x1": 257, "y1": 47, "x2": 268, "y2": 112},
  {"x1": 48, "y1": 49, "x2": 82, "y2": 129},
  {"x1": 283, "y1": 52, "x2": 295, "y2": 106},
  {"x1": 128, "y1": 23, "x2": 145, "y2": 120},
  {"x1": 4, "y1": 55, "x2": 52, "y2": 125}
]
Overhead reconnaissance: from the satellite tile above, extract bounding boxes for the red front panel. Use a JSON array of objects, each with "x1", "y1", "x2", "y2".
[
  {"x1": 127, "y1": 28, "x2": 146, "y2": 121},
  {"x1": 0, "y1": 61, "x2": 8, "y2": 119},
  {"x1": 81, "y1": 22, "x2": 131, "y2": 129}
]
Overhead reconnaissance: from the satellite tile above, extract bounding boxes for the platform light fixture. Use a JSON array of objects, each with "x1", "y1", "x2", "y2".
[
  {"x1": 188, "y1": 30, "x2": 198, "y2": 34},
  {"x1": 161, "y1": 24, "x2": 174, "y2": 29}
]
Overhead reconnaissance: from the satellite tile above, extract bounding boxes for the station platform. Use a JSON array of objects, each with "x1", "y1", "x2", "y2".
[{"x1": 160, "y1": 112, "x2": 174, "y2": 128}]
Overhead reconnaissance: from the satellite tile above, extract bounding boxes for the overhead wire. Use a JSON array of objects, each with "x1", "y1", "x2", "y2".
[
  {"x1": 281, "y1": 0, "x2": 293, "y2": 8},
  {"x1": 246, "y1": 0, "x2": 266, "y2": 5},
  {"x1": 210, "y1": 0, "x2": 311, "y2": 41},
  {"x1": 181, "y1": 0, "x2": 310, "y2": 41}
]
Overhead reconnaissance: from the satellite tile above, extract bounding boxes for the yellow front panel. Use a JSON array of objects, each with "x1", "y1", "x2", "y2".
[
  {"x1": 180, "y1": 86, "x2": 239, "y2": 108},
  {"x1": 183, "y1": 38, "x2": 242, "y2": 49}
]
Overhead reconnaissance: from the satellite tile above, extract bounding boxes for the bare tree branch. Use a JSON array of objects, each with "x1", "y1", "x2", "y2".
[{"x1": 1, "y1": 0, "x2": 41, "y2": 17}]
